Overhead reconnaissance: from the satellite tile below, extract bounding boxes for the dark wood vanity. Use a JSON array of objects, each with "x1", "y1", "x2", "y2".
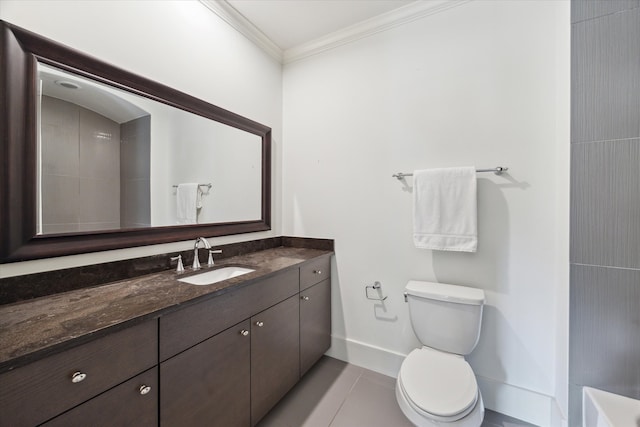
[{"x1": 0, "y1": 246, "x2": 332, "y2": 427}]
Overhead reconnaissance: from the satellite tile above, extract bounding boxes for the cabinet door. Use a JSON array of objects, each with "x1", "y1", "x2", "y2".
[
  {"x1": 250, "y1": 295, "x2": 300, "y2": 425},
  {"x1": 160, "y1": 320, "x2": 251, "y2": 427},
  {"x1": 300, "y1": 279, "x2": 331, "y2": 376},
  {"x1": 42, "y1": 367, "x2": 157, "y2": 427}
]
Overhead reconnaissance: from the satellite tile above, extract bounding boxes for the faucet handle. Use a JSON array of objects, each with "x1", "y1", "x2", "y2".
[
  {"x1": 207, "y1": 249, "x2": 223, "y2": 266},
  {"x1": 170, "y1": 254, "x2": 185, "y2": 274}
]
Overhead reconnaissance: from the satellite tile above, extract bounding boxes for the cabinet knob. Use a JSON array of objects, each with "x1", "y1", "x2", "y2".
[
  {"x1": 240, "y1": 329, "x2": 249, "y2": 336},
  {"x1": 255, "y1": 321, "x2": 264, "y2": 327},
  {"x1": 313, "y1": 270, "x2": 322, "y2": 275},
  {"x1": 301, "y1": 296, "x2": 310, "y2": 301},
  {"x1": 139, "y1": 385, "x2": 152, "y2": 395},
  {"x1": 71, "y1": 371, "x2": 87, "y2": 383}
]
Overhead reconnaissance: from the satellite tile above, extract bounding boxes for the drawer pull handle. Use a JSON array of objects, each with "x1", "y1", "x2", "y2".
[
  {"x1": 71, "y1": 371, "x2": 87, "y2": 383},
  {"x1": 255, "y1": 321, "x2": 264, "y2": 327},
  {"x1": 240, "y1": 329, "x2": 249, "y2": 336},
  {"x1": 301, "y1": 296, "x2": 310, "y2": 301},
  {"x1": 313, "y1": 270, "x2": 322, "y2": 275},
  {"x1": 139, "y1": 385, "x2": 152, "y2": 395}
]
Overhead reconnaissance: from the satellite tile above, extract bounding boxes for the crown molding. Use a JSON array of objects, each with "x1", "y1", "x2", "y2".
[
  {"x1": 200, "y1": 0, "x2": 470, "y2": 65},
  {"x1": 199, "y1": 0, "x2": 283, "y2": 63},
  {"x1": 283, "y1": 0, "x2": 470, "y2": 64}
]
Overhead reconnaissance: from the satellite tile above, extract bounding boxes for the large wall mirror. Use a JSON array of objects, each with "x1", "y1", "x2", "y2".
[{"x1": 0, "y1": 21, "x2": 271, "y2": 263}]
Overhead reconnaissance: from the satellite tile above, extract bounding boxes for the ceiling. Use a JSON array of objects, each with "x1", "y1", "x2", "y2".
[
  {"x1": 224, "y1": 0, "x2": 417, "y2": 51},
  {"x1": 201, "y1": 0, "x2": 464, "y2": 63}
]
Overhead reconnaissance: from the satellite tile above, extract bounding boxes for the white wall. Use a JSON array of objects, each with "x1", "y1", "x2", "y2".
[
  {"x1": 282, "y1": 1, "x2": 569, "y2": 425},
  {"x1": 0, "y1": 0, "x2": 283, "y2": 277}
]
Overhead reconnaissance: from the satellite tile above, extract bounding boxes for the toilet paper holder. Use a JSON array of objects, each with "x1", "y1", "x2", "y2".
[{"x1": 365, "y1": 281, "x2": 387, "y2": 301}]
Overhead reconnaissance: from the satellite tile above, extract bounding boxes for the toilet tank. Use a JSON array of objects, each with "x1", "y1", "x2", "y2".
[{"x1": 405, "y1": 280, "x2": 485, "y2": 355}]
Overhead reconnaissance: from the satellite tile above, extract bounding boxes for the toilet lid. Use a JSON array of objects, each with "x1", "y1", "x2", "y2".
[{"x1": 399, "y1": 348, "x2": 478, "y2": 418}]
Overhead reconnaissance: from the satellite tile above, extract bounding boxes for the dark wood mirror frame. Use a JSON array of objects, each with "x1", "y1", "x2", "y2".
[{"x1": 0, "y1": 21, "x2": 271, "y2": 263}]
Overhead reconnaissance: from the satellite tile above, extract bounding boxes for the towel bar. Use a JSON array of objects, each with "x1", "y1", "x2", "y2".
[
  {"x1": 392, "y1": 166, "x2": 508, "y2": 180},
  {"x1": 172, "y1": 183, "x2": 212, "y2": 189}
]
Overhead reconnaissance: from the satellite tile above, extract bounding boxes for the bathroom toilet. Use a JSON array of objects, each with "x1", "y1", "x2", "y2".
[{"x1": 396, "y1": 280, "x2": 485, "y2": 427}]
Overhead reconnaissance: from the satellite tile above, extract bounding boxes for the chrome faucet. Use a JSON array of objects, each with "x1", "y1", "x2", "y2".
[
  {"x1": 192, "y1": 237, "x2": 223, "y2": 270},
  {"x1": 192, "y1": 237, "x2": 211, "y2": 270}
]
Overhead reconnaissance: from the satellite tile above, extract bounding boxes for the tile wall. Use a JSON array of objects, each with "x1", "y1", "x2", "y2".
[
  {"x1": 120, "y1": 115, "x2": 151, "y2": 228},
  {"x1": 569, "y1": 1, "x2": 640, "y2": 425},
  {"x1": 40, "y1": 96, "x2": 121, "y2": 233}
]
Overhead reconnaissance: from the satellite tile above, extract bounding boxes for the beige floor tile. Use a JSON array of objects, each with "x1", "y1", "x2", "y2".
[
  {"x1": 259, "y1": 356, "x2": 533, "y2": 427},
  {"x1": 329, "y1": 374, "x2": 413, "y2": 427},
  {"x1": 258, "y1": 357, "x2": 364, "y2": 427}
]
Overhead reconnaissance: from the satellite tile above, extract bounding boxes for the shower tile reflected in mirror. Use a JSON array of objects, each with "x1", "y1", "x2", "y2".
[
  {"x1": 40, "y1": 96, "x2": 123, "y2": 233},
  {"x1": 120, "y1": 116, "x2": 151, "y2": 228}
]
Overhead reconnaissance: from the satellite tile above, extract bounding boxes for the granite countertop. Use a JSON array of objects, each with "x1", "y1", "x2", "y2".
[{"x1": 0, "y1": 246, "x2": 332, "y2": 374}]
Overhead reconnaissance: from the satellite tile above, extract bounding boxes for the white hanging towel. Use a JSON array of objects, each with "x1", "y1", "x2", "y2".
[
  {"x1": 176, "y1": 183, "x2": 199, "y2": 225},
  {"x1": 413, "y1": 167, "x2": 478, "y2": 252}
]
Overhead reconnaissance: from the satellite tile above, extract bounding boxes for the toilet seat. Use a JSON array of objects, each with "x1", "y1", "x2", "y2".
[{"x1": 398, "y1": 347, "x2": 478, "y2": 421}]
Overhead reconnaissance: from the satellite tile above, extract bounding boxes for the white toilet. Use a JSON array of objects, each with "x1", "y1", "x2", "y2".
[{"x1": 396, "y1": 280, "x2": 485, "y2": 427}]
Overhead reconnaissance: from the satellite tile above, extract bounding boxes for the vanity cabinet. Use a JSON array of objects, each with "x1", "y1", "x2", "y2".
[
  {"x1": 159, "y1": 257, "x2": 331, "y2": 426},
  {"x1": 0, "y1": 320, "x2": 157, "y2": 427},
  {"x1": 0, "y1": 253, "x2": 332, "y2": 427},
  {"x1": 159, "y1": 269, "x2": 302, "y2": 427},
  {"x1": 161, "y1": 293, "x2": 301, "y2": 427}
]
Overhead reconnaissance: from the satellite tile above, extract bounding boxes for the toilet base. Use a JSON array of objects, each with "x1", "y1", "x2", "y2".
[{"x1": 395, "y1": 380, "x2": 484, "y2": 427}]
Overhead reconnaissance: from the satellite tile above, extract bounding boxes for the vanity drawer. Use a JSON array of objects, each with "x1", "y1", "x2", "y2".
[
  {"x1": 160, "y1": 268, "x2": 299, "y2": 361},
  {"x1": 42, "y1": 367, "x2": 158, "y2": 427},
  {"x1": 0, "y1": 320, "x2": 157, "y2": 427},
  {"x1": 300, "y1": 255, "x2": 331, "y2": 291}
]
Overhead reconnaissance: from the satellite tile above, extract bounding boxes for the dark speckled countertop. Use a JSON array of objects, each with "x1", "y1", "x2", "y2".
[{"x1": 0, "y1": 246, "x2": 332, "y2": 374}]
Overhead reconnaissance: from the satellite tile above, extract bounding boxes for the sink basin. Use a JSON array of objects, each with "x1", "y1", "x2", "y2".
[
  {"x1": 583, "y1": 386, "x2": 640, "y2": 427},
  {"x1": 178, "y1": 266, "x2": 255, "y2": 285}
]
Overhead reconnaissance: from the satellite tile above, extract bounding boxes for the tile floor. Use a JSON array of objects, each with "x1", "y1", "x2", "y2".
[{"x1": 258, "y1": 356, "x2": 537, "y2": 427}]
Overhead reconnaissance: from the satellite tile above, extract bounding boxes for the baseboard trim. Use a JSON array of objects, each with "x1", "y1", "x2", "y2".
[
  {"x1": 476, "y1": 375, "x2": 560, "y2": 427},
  {"x1": 325, "y1": 335, "x2": 405, "y2": 378},
  {"x1": 326, "y1": 336, "x2": 563, "y2": 427}
]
